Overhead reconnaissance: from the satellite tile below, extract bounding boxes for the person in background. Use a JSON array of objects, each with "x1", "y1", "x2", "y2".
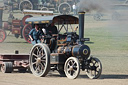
[
  {"x1": 72, "y1": 3, "x2": 77, "y2": 15},
  {"x1": 29, "y1": 24, "x2": 43, "y2": 45}
]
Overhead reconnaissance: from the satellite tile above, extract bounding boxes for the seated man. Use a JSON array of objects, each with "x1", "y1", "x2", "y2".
[
  {"x1": 29, "y1": 24, "x2": 43, "y2": 45},
  {"x1": 46, "y1": 22, "x2": 58, "y2": 36}
]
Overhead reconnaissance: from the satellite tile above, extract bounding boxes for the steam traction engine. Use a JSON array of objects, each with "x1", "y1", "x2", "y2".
[
  {"x1": 26, "y1": 12, "x2": 102, "y2": 79},
  {"x1": 3, "y1": 0, "x2": 79, "y2": 14}
]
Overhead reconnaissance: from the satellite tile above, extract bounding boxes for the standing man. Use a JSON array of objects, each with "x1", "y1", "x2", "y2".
[
  {"x1": 29, "y1": 24, "x2": 43, "y2": 45},
  {"x1": 72, "y1": 3, "x2": 77, "y2": 15}
]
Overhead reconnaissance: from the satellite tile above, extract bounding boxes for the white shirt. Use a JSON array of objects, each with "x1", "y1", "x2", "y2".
[{"x1": 72, "y1": 5, "x2": 76, "y2": 9}]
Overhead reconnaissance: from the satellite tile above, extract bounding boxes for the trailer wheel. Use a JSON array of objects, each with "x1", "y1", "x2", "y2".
[
  {"x1": 29, "y1": 43, "x2": 50, "y2": 77},
  {"x1": 22, "y1": 24, "x2": 32, "y2": 43},
  {"x1": 64, "y1": 57, "x2": 80, "y2": 79},
  {"x1": 1, "y1": 62, "x2": 13, "y2": 73},
  {"x1": 0, "y1": 29, "x2": 6, "y2": 43},
  {"x1": 58, "y1": 2, "x2": 71, "y2": 15},
  {"x1": 86, "y1": 57, "x2": 102, "y2": 79},
  {"x1": 19, "y1": 0, "x2": 33, "y2": 11}
]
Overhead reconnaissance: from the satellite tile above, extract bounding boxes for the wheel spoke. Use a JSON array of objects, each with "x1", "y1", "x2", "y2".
[
  {"x1": 32, "y1": 53, "x2": 39, "y2": 58},
  {"x1": 32, "y1": 61, "x2": 36, "y2": 65}
]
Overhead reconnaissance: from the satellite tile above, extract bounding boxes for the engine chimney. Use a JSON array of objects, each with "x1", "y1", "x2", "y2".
[
  {"x1": 0, "y1": 7, "x2": 3, "y2": 28},
  {"x1": 78, "y1": 12, "x2": 85, "y2": 44}
]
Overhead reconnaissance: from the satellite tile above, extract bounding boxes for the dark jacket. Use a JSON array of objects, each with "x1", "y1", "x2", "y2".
[{"x1": 29, "y1": 28, "x2": 43, "y2": 41}]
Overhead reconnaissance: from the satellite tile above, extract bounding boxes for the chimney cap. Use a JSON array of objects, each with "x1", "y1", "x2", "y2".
[{"x1": 78, "y1": 12, "x2": 85, "y2": 14}]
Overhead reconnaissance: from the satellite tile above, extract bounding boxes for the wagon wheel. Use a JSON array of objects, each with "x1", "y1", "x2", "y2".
[
  {"x1": 21, "y1": 15, "x2": 33, "y2": 26},
  {"x1": 41, "y1": 7, "x2": 49, "y2": 11},
  {"x1": 58, "y1": 2, "x2": 71, "y2": 15},
  {"x1": 86, "y1": 57, "x2": 102, "y2": 79},
  {"x1": 64, "y1": 57, "x2": 80, "y2": 79},
  {"x1": 29, "y1": 43, "x2": 51, "y2": 77},
  {"x1": 125, "y1": 1, "x2": 128, "y2": 4},
  {"x1": 1, "y1": 62, "x2": 13, "y2": 73},
  {"x1": 0, "y1": 29, "x2": 6, "y2": 43},
  {"x1": 22, "y1": 24, "x2": 32, "y2": 43},
  {"x1": 19, "y1": 0, "x2": 33, "y2": 11},
  {"x1": 93, "y1": 13, "x2": 102, "y2": 21}
]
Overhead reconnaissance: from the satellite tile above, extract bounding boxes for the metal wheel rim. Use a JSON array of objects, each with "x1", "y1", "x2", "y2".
[
  {"x1": 1, "y1": 62, "x2": 13, "y2": 73},
  {"x1": 22, "y1": 24, "x2": 32, "y2": 43},
  {"x1": 22, "y1": 15, "x2": 33, "y2": 26},
  {"x1": 41, "y1": 7, "x2": 49, "y2": 11},
  {"x1": 29, "y1": 44, "x2": 50, "y2": 77},
  {"x1": 58, "y1": 2, "x2": 71, "y2": 15},
  {"x1": 1, "y1": 63, "x2": 5, "y2": 73},
  {"x1": 19, "y1": 1, "x2": 33, "y2": 11},
  {"x1": 86, "y1": 57, "x2": 102, "y2": 79},
  {"x1": 94, "y1": 14, "x2": 101, "y2": 21},
  {"x1": 64, "y1": 57, "x2": 80, "y2": 79},
  {"x1": 0, "y1": 29, "x2": 6, "y2": 43}
]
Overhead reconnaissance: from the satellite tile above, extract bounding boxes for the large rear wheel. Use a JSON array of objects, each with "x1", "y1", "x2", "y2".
[
  {"x1": 21, "y1": 15, "x2": 33, "y2": 26},
  {"x1": 22, "y1": 24, "x2": 32, "y2": 43},
  {"x1": 29, "y1": 43, "x2": 51, "y2": 77},
  {"x1": 19, "y1": 0, "x2": 33, "y2": 11},
  {"x1": 58, "y1": 2, "x2": 71, "y2": 15}
]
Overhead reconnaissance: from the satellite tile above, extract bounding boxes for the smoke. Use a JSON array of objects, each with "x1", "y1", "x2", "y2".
[{"x1": 77, "y1": 0, "x2": 111, "y2": 13}]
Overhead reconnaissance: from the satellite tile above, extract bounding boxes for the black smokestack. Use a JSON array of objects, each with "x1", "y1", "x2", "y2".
[
  {"x1": 79, "y1": 12, "x2": 85, "y2": 44},
  {"x1": 0, "y1": 7, "x2": 3, "y2": 28}
]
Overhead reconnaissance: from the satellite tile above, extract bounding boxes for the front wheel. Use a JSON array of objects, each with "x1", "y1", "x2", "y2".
[
  {"x1": 29, "y1": 43, "x2": 51, "y2": 77},
  {"x1": 64, "y1": 57, "x2": 80, "y2": 79},
  {"x1": 86, "y1": 57, "x2": 102, "y2": 79}
]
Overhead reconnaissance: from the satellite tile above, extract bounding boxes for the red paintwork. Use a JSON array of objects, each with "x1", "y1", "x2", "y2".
[
  {"x1": 22, "y1": 15, "x2": 33, "y2": 26},
  {"x1": 22, "y1": 24, "x2": 32, "y2": 43},
  {"x1": 0, "y1": 29, "x2": 6, "y2": 43},
  {"x1": 3, "y1": 22, "x2": 8, "y2": 30},
  {"x1": 12, "y1": 28, "x2": 21, "y2": 34}
]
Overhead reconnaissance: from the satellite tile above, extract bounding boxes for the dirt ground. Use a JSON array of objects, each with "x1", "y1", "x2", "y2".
[
  {"x1": 0, "y1": 71, "x2": 128, "y2": 85},
  {"x1": 1, "y1": 13, "x2": 128, "y2": 85}
]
